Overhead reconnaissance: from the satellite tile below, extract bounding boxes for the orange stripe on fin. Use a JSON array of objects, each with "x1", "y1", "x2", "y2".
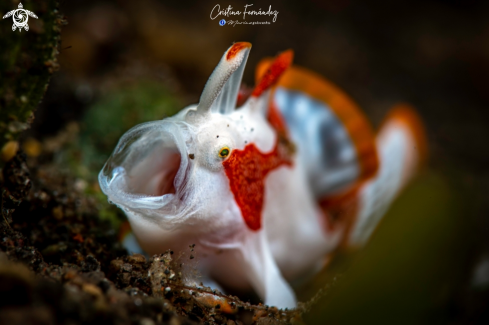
[
  {"x1": 256, "y1": 59, "x2": 379, "y2": 183},
  {"x1": 381, "y1": 103, "x2": 428, "y2": 167}
]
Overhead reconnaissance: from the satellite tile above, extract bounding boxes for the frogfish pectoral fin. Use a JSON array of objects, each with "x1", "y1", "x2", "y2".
[{"x1": 239, "y1": 230, "x2": 297, "y2": 309}]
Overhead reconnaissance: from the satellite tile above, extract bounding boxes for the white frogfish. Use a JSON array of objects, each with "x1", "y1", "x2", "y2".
[{"x1": 99, "y1": 42, "x2": 427, "y2": 309}]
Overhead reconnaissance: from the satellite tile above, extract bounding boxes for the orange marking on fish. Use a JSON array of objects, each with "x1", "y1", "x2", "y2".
[
  {"x1": 252, "y1": 50, "x2": 294, "y2": 97},
  {"x1": 226, "y1": 42, "x2": 252, "y2": 61},
  {"x1": 380, "y1": 103, "x2": 428, "y2": 166},
  {"x1": 267, "y1": 100, "x2": 288, "y2": 136}
]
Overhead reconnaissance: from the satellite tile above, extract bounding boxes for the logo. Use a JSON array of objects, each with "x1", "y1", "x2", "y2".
[
  {"x1": 2, "y1": 3, "x2": 38, "y2": 32},
  {"x1": 219, "y1": 19, "x2": 226, "y2": 26}
]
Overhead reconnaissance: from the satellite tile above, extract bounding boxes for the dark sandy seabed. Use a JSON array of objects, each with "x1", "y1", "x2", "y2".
[{"x1": 0, "y1": 150, "x2": 324, "y2": 324}]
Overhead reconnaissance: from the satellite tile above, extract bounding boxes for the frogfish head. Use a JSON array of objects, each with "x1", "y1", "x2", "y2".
[{"x1": 99, "y1": 42, "x2": 292, "y2": 240}]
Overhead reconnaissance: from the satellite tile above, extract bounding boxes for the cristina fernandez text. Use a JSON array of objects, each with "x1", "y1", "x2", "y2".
[{"x1": 210, "y1": 4, "x2": 279, "y2": 23}]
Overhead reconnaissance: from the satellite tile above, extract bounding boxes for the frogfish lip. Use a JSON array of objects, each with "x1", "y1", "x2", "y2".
[{"x1": 99, "y1": 120, "x2": 191, "y2": 212}]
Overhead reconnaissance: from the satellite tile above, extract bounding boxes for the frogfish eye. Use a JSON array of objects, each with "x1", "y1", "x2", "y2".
[{"x1": 218, "y1": 147, "x2": 230, "y2": 158}]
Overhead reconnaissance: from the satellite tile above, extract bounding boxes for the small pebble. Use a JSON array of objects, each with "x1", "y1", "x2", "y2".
[
  {"x1": 82, "y1": 283, "x2": 102, "y2": 297},
  {"x1": 22, "y1": 137, "x2": 42, "y2": 157},
  {"x1": 1, "y1": 141, "x2": 19, "y2": 162},
  {"x1": 52, "y1": 206, "x2": 63, "y2": 220},
  {"x1": 140, "y1": 318, "x2": 155, "y2": 325},
  {"x1": 127, "y1": 254, "x2": 146, "y2": 264}
]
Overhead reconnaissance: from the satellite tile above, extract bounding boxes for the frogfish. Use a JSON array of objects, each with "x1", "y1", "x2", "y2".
[{"x1": 99, "y1": 42, "x2": 427, "y2": 309}]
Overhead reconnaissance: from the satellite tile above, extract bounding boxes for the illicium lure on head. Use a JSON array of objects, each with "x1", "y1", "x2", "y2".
[{"x1": 99, "y1": 42, "x2": 427, "y2": 309}]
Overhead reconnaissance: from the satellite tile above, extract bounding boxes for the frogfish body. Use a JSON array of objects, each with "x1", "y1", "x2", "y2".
[{"x1": 99, "y1": 42, "x2": 427, "y2": 309}]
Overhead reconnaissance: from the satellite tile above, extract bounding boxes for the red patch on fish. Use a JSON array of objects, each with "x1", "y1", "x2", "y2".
[
  {"x1": 252, "y1": 50, "x2": 294, "y2": 97},
  {"x1": 223, "y1": 140, "x2": 293, "y2": 231},
  {"x1": 267, "y1": 101, "x2": 288, "y2": 136},
  {"x1": 226, "y1": 42, "x2": 251, "y2": 61}
]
